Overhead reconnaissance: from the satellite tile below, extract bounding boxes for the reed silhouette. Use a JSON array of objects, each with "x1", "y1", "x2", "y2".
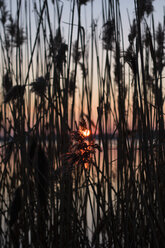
[{"x1": 0, "y1": 0, "x2": 164, "y2": 247}]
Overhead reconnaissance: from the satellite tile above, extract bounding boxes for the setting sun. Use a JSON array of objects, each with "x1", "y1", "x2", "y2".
[{"x1": 80, "y1": 129, "x2": 91, "y2": 137}]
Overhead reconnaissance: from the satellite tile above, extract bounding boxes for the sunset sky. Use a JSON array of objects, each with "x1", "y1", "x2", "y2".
[{"x1": 2, "y1": 0, "x2": 165, "y2": 128}]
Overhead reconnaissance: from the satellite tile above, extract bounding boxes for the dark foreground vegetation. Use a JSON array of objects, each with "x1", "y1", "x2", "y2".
[{"x1": 0, "y1": 0, "x2": 165, "y2": 247}]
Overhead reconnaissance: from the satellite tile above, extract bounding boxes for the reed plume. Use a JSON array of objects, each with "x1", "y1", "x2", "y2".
[
  {"x1": 102, "y1": 19, "x2": 115, "y2": 51},
  {"x1": 30, "y1": 77, "x2": 48, "y2": 97},
  {"x1": 4, "y1": 85, "x2": 25, "y2": 103},
  {"x1": 138, "y1": 0, "x2": 154, "y2": 20},
  {"x1": 79, "y1": 0, "x2": 91, "y2": 6},
  {"x1": 2, "y1": 71, "x2": 12, "y2": 95}
]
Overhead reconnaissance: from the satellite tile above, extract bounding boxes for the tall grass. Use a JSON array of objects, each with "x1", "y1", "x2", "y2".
[{"x1": 0, "y1": 0, "x2": 165, "y2": 247}]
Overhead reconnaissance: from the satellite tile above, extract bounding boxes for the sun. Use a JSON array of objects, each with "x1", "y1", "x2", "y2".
[{"x1": 80, "y1": 129, "x2": 91, "y2": 137}]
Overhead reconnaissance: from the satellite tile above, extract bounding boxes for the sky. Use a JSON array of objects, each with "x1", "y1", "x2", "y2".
[
  {"x1": 2, "y1": 0, "x2": 165, "y2": 127},
  {"x1": 63, "y1": 0, "x2": 164, "y2": 123},
  {"x1": 75, "y1": 0, "x2": 164, "y2": 47},
  {"x1": 5, "y1": 0, "x2": 165, "y2": 53},
  {"x1": 7, "y1": 0, "x2": 165, "y2": 61}
]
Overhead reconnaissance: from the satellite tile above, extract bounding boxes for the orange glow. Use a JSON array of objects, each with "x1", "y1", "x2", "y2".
[
  {"x1": 84, "y1": 163, "x2": 89, "y2": 170},
  {"x1": 80, "y1": 129, "x2": 91, "y2": 137}
]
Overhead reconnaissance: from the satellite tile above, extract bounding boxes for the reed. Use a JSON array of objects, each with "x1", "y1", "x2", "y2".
[{"x1": 0, "y1": 0, "x2": 164, "y2": 247}]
